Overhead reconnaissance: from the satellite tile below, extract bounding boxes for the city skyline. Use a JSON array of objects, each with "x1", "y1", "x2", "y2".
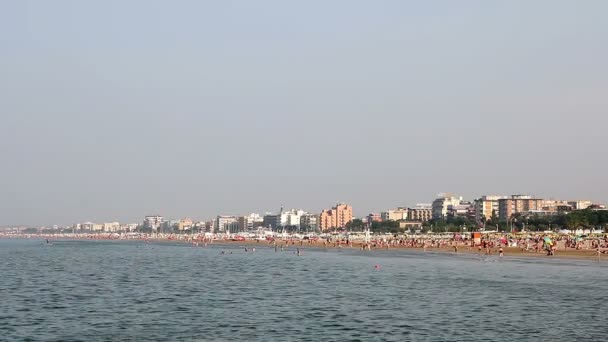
[
  {"x1": 1, "y1": 1, "x2": 607, "y2": 226},
  {"x1": 2, "y1": 192, "x2": 604, "y2": 228}
]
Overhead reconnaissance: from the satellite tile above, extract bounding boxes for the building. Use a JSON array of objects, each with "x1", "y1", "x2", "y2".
[
  {"x1": 238, "y1": 213, "x2": 264, "y2": 232},
  {"x1": 103, "y1": 222, "x2": 120, "y2": 232},
  {"x1": 280, "y1": 209, "x2": 307, "y2": 228},
  {"x1": 300, "y1": 214, "x2": 318, "y2": 232},
  {"x1": 226, "y1": 221, "x2": 241, "y2": 234},
  {"x1": 474, "y1": 195, "x2": 508, "y2": 223},
  {"x1": 122, "y1": 223, "x2": 138, "y2": 232},
  {"x1": 319, "y1": 203, "x2": 353, "y2": 231},
  {"x1": 498, "y1": 195, "x2": 544, "y2": 220},
  {"x1": 539, "y1": 200, "x2": 573, "y2": 213},
  {"x1": 381, "y1": 208, "x2": 409, "y2": 221},
  {"x1": 432, "y1": 194, "x2": 463, "y2": 219},
  {"x1": 407, "y1": 208, "x2": 432, "y2": 222},
  {"x1": 205, "y1": 220, "x2": 215, "y2": 232},
  {"x1": 568, "y1": 200, "x2": 593, "y2": 210},
  {"x1": 143, "y1": 215, "x2": 163, "y2": 232},
  {"x1": 81, "y1": 222, "x2": 94, "y2": 231},
  {"x1": 367, "y1": 213, "x2": 382, "y2": 224},
  {"x1": 447, "y1": 202, "x2": 475, "y2": 219},
  {"x1": 263, "y1": 214, "x2": 281, "y2": 230},
  {"x1": 215, "y1": 215, "x2": 237, "y2": 233},
  {"x1": 177, "y1": 218, "x2": 193, "y2": 231}
]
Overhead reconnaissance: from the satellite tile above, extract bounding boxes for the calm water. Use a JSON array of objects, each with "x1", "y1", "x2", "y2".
[{"x1": 1, "y1": 239, "x2": 607, "y2": 341}]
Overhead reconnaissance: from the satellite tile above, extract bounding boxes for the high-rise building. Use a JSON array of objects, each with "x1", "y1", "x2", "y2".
[
  {"x1": 215, "y1": 215, "x2": 237, "y2": 233},
  {"x1": 238, "y1": 213, "x2": 264, "y2": 232},
  {"x1": 474, "y1": 196, "x2": 508, "y2": 223},
  {"x1": 498, "y1": 195, "x2": 544, "y2": 220},
  {"x1": 407, "y1": 208, "x2": 432, "y2": 222},
  {"x1": 432, "y1": 194, "x2": 463, "y2": 219},
  {"x1": 319, "y1": 203, "x2": 353, "y2": 230},
  {"x1": 262, "y1": 214, "x2": 280, "y2": 230},
  {"x1": 280, "y1": 209, "x2": 307, "y2": 228},
  {"x1": 447, "y1": 202, "x2": 475, "y2": 219},
  {"x1": 300, "y1": 214, "x2": 318, "y2": 232}
]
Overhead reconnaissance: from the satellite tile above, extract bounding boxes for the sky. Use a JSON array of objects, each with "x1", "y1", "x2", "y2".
[{"x1": 1, "y1": 0, "x2": 607, "y2": 226}]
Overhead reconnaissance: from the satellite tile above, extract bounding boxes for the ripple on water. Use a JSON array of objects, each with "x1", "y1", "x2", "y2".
[{"x1": 1, "y1": 239, "x2": 607, "y2": 341}]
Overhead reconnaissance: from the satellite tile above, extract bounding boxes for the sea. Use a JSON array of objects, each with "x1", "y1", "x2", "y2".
[{"x1": 1, "y1": 238, "x2": 607, "y2": 341}]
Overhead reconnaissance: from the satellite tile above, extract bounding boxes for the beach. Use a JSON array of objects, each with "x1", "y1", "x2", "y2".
[{"x1": 3, "y1": 232, "x2": 607, "y2": 262}]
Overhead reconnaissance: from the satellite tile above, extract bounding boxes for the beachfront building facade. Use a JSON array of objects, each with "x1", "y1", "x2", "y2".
[
  {"x1": 263, "y1": 214, "x2": 281, "y2": 230},
  {"x1": 447, "y1": 202, "x2": 475, "y2": 220},
  {"x1": 498, "y1": 195, "x2": 544, "y2": 220},
  {"x1": 280, "y1": 209, "x2": 307, "y2": 229},
  {"x1": 177, "y1": 218, "x2": 193, "y2": 231},
  {"x1": 319, "y1": 203, "x2": 353, "y2": 231},
  {"x1": 474, "y1": 195, "x2": 508, "y2": 223},
  {"x1": 300, "y1": 214, "x2": 318, "y2": 232},
  {"x1": 238, "y1": 213, "x2": 264, "y2": 232},
  {"x1": 568, "y1": 200, "x2": 593, "y2": 210},
  {"x1": 103, "y1": 222, "x2": 120, "y2": 232},
  {"x1": 215, "y1": 215, "x2": 237, "y2": 233},
  {"x1": 432, "y1": 194, "x2": 463, "y2": 219},
  {"x1": 381, "y1": 208, "x2": 409, "y2": 221},
  {"x1": 407, "y1": 207, "x2": 432, "y2": 222},
  {"x1": 143, "y1": 215, "x2": 163, "y2": 232}
]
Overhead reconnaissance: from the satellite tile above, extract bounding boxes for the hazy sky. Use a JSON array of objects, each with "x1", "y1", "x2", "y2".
[{"x1": 1, "y1": 1, "x2": 607, "y2": 226}]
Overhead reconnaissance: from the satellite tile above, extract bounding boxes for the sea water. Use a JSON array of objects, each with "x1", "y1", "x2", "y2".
[{"x1": 1, "y1": 239, "x2": 606, "y2": 341}]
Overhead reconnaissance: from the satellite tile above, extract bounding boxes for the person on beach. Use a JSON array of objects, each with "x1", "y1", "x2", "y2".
[{"x1": 499, "y1": 247, "x2": 504, "y2": 257}]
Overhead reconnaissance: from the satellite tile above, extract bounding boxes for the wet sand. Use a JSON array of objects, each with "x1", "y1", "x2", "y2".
[{"x1": 210, "y1": 239, "x2": 607, "y2": 261}]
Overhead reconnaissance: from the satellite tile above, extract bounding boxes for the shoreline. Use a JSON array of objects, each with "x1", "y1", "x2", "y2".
[
  {"x1": 5, "y1": 235, "x2": 604, "y2": 262},
  {"x1": 212, "y1": 239, "x2": 607, "y2": 261}
]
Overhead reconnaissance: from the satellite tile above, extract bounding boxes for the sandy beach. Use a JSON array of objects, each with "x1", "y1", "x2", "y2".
[{"x1": 206, "y1": 238, "x2": 607, "y2": 261}]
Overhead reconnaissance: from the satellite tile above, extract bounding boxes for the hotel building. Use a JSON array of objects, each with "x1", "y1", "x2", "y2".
[{"x1": 319, "y1": 203, "x2": 353, "y2": 230}]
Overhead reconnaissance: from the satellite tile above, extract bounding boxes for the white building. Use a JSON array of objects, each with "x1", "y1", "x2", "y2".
[
  {"x1": 215, "y1": 215, "x2": 237, "y2": 233},
  {"x1": 144, "y1": 215, "x2": 163, "y2": 231},
  {"x1": 103, "y1": 222, "x2": 120, "y2": 232},
  {"x1": 568, "y1": 200, "x2": 593, "y2": 210},
  {"x1": 239, "y1": 213, "x2": 264, "y2": 231},
  {"x1": 121, "y1": 223, "x2": 138, "y2": 232},
  {"x1": 280, "y1": 209, "x2": 307, "y2": 228},
  {"x1": 432, "y1": 194, "x2": 463, "y2": 219}
]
